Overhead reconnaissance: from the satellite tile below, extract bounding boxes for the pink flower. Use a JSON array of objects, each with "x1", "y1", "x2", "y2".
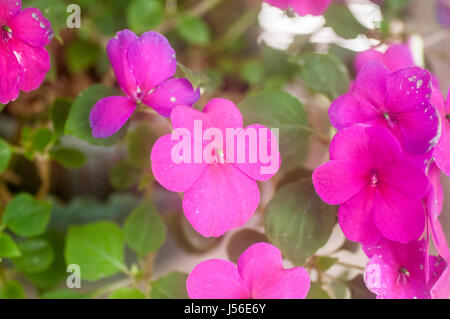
[
  {"x1": 151, "y1": 98, "x2": 280, "y2": 237},
  {"x1": 89, "y1": 30, "x2": 200, "y2": 138},
  {"x1": 363, "y1": 238, "x2": 446, "y2": 299},
  {"x1": 186, "y1": 243, "x2": 310, "y2": 299},
  {"x1": 329, "y1": 61, "x2": 439, "y2": 167},
  {"x1": 431, "y1": 261, "x2": 450, "y2": 299},
  {"x1": 354, "y1": 44, "x2": 415, "y2": 73},
  {"x1": 0, "y1": 0, "x2": 53, "y2": 104},
  {"x1": 433, "y1": 88, "x2": 450, "y2": 176},
  {"x1": 312, "y1": 125, "x2": 430, "y2": 245},
  {"x1": 264, "y1": 0, "x2": 332, "y2": 16}
]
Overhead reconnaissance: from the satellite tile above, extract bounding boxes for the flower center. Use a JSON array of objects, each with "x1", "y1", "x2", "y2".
[
  {"x1": 397, "y1": 267, "x2": 411, "y2": 284},
  {"x1": 369, "y1": 172, "x2": 379, "y2": 188},
  {"x1": 215, "y1": 148, "x2": 225, "y2": 164},
  {"x1": 383, "y1": 112, "x2": 397, "y2": 127},
  {"x1": 1, "y1": 25, "x2": 12, "y2": 40}
]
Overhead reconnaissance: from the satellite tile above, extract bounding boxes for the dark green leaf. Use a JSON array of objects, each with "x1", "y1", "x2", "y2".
[
  {"x1": 177, "y1": 63, "x2": 209, "y2": 90},
  {"x1": 65, "y1": 221, "x2": 126, "y2": 281},
  {"x1": 126, "y1": 123, "x2": 158, "y2": 168},
  {"x1": 324, "y1": 3, "x2": 366, "y2": 39},
  {"x1": 264, "y1": 180, "x2": 337, "y2": 266},
  {"x1": 124, "y1": 200, "x2": 167, "y2": 258},
  {"x1": 12, "y1": 239, "x2": 54, "y2": 274},
  {"x1": 50, "y1": 97, "x2": 72, "y2": 137},
  {"x1": 49, "y1": 147, "x2": 87, "y2": 169},
  {"x1": 65, "y1": 40, "x2": 101, "y2": 73},
  {"x1": 150, "y1": 272, "x2": 188, "y2": 299},
  {"x1": 306, "y1": 282, "x2": 331, "y2": 299},
  {"x1": 0, "y1": 138, "x2": 12, "y2": 173},
  {"x1": 0, "y1": 233, "x2": 21, "y2": 258},
  {"x1": 239, "y1": 90, "x2": 311, "y2": 173},
  {"x1": 176, "y1": 16, "x2": 211, "y2": 46},
  {"x1": 294, "y1": 53, "x2": 350, "y2": 100},
  {"x1": 2, "y1": 193, "x2": 52, "y2": 238},
  {"x1": 126, "y1": 0, "x2": 163, "y2": 33},
  {"x1": 65, "y1": 84, "x2": 127, "y2": 146},
  {"x1": 32, "y1": 128, "x2": 53, "y2": 153},
  {"x1": 109, "y1": 161, "x2": 141, "y2": 190},
  {"x1": 226, "y1": 229, "x2": 268, "y2": 264}
]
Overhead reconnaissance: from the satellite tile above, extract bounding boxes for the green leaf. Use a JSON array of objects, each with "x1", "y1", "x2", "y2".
[
  {"x1": 12, "y1": 239, "x2": 54, "y2": 274},
  {"x1": 0, "y1": 280, "x2": 25, "y2": 299},
  {"x1": 49, "y1": 147, "x2": 87, "y2": 169},
  {"x1": 176, "y1": 16, "x2": 211, "y2": 46},
  {"x1": 264, "y1": 180, "x2": 337, "y2": 266},
  {"x1": 150, "y1": 272, "x2": 188, "y2": 299},
  {"x1": 126, "y1": 123, "x2": 158, "y2": 168},
  {"x1": 240, "y1": 60, "x2": 265, "y2": 85},
  {"x1": 65, "y1": 84, "x2": 127, "y2": 146},
  {"x1": 177, "y1": 62, "x2": 209, "y2": 90},
  {"x1": 0, "y1": 138, "x2": 12, "y2": 173},
  {"x1": 65, "y1": 221, "x2": 126, "y2": 281},
  {"x1": 126, "y1": 0, "x2": 163, "y2": 33},
  {"x1": 50, "y1": 97, "x2": 72, "y2": 137},
  {"x1": 109, "y1": 287, "x2": 146, "y2": 299},
  {"x1": 41, "y1": 289, "x2": 88, "y2": 299},
  {"x1": 316, "y1": 256, "x2": 338, "y2": 272},
  {"x1": 306, "y1": 282, "x2": 331, "y2": 299},
  {"x1": 294, "y1": 53, "x2": 350, "y2": 100},
  {"x1": 32, "y1": 128, "x2": 53, "y2": 153},
  {"x1": 324, "y1": 3, "x2": 366, "y2": 39},
  {"x1": 124, "y1": 200, "x2": 167, "y2": 258},
  {"x1": 65, "y1": 39, "x2": 101, "y2": 73},
  {"x1": 226, "y1": 229, "x2": 268, "y2": 264},
  {"x1": 0, "y1": 233, "x2": 21, "y2": 258},
  {"x1": 0, "y1": 104, "x2": 5, "y2": 112},
  {"x1": 2, "y1": 193, "x2": 52, "y2": 238},
  {"x1": 109, "y1": 161, "x2": 141, "y2": 190},
  {"x1": 239, "y1": 90, "x2": 311, "y2": 173},
  {"x1": 330, "y1": 280, "x2": 350, "y2": 299}
]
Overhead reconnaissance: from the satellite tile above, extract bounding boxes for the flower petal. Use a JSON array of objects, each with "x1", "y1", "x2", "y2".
[
  {"x1": 351, "y1": 61, "x2": 389, "y2": 109},
  {"x1": 151, "y1": 134, "x2": 207, "y2": 193},
  {"x1": 290, "y1": 0, "x2": 332, "y2": 16},
  {"x1": 9, "y1": 38, "x2": 50, "y2": 92},
  {"x1": 237, "y1": 243, "x2": 310, "y2": 299},
  {"x1": 373, "y1": 184, "x2": 426, "y2": 243},
  {"x1": 313, "y1": 160, "x2": 368, "y2": 205},
  {"x1": 354, "y1": 49, "x2": 385, "y2": 73},
  {"x1": 232, "y1": 124, "x2": 281, "y2": 181},
  {"x1": 338, "y1": 187, "x2": 381, "y2": 245},
  {"x1": 202, "y1": 98, "x2": 244, "y2": 132},
  {"x1": 433, "y1": 88, "x2": 450, "y2": 176},
  {"x1": 187, "y1": 259, "x2": 249, "y2": 299},
  {"x1": 0, "y1": 42, "x2": 22, "y2": 104},
  {"x1": 127, "y1": 31, "x2": 176, "y2": 96},
  {"x1": 107, "y1": 29, "x2": 138, "y2": 98},
  {"x1": 142, "y1": 78, "x2": 200, "y2": 117},
  {"x1": 8, "y1": 8, "x2": 53, "y2": 47},
  {"x1": 89, "y1": 96, "x2": 136, "y2": 138},
  {"x1": 0, "y1": 0, "x2": 21, "y2": 25},
  {"x1": 183, "y1": 164, "x2": 260, "y2": 237},
  {"x1": 431, "y1": 262, "x2": 450, "y2": 299},
  {"x1": 383, "y1": 44, "x2": 415, "y2": 72}
]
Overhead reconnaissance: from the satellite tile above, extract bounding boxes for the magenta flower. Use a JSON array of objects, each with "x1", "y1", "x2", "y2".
[
  {"x1": 364, "y1": 238, "x2": 446, "y2": 299},
  {"x1": 431, "y1": 260, "x2": 450, "y2": 299},
  {"x1": 0, "y1": 0, "x2": 53, "y2": 104},
  {"x1": 151, "y1": 98, "x2": 280, "y2": 237},
  {"x1": 433, "y1": 88, "x2": 450, "y2": 176},
  {"x1": 354, "y1": 44, "x2": 415, "y2": 73},
  {"x1": 312, "y1": 125, "x2": 430, "y2": 245},
  {"x1": 89, "y1": 30, "x2": 200, "y2": 138},
  {"x1": 329, "y1": 61, "x2": 439, "y2": 167},
  {"x1": 186, "y1": 243, "x2": 310, "y2": 299},
  {"x1": 264, "y1": 0, "x2": 332, "y2": 16}
]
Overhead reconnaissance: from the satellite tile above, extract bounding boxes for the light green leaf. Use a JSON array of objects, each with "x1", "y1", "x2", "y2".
[
  {"x1": 150, "y1": 272, "x2": 188, "y2": 299},
  {"x1": 50, "y1": 147, "x2": 87, "y2": 169},
  {"x1": 124, "y1": 200, "x2": 166, "y2": 258},
  {"x1": 324, "y1": 3, "x2": 366, "y2": 39},
  {"x1": 65, "y1": 221, "x2": 126, "y2": 281},
  {"x1": 65, "y1": 84, "x2": 127, "y2": 146},
  {"x1": 264, "y1": 180, "x2": 337, "y2": 266},
  {"x1": 109, "y1": 161, "x2": 141, "y2": 190},
  {"x1": 65, "y1": 39, "x2": 101, "y2": 73},
  {"x1": 306, "y1": 282, "x2": 331, "y2": 299},
  {"x1": 294, "y1": 53, "x2": 350, "y2": 100},
  {"x1": 2, "y1": 193, "x2": 52, "y2": 238},
  {"x1": 316, "y1": 256, "x2": 338, "y2": 272},
  {"x1": 0, "y1": 280, "x2": 25, "y2": 299},
  {"x1": 176, "y1": 16, "x2": 211, "y2": 46},
  {"x1": 12, "y1": 239, "x2": 54, "y2": 274},
  {"x1": 0, "y1": 233, "x2": 21, "y2": 258},
  {"x1": 239, "y1": 90, "x2": 311, "y2": 173},
  {"x1": 0, "y1": 138, "x2": 12, "y2": 173},
  {"x1": 126, "y1": 123, "x2": 158, "y2": 168},
  {"x1": 126, "y1": 0, "x2": 163, "y2": 33},
  {"x1": 109, "y1": 287, "x2": 146, "y2": 299},
  {"x1": 32, "y1": 128, "x2": 53, "y2": 153}
]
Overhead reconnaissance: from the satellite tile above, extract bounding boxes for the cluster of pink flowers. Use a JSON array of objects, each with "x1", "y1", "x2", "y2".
[
  {"x1": 0, "y1": 0, "x2": 53, "y2": 104},
  {"x1": 313, "y1": 43, "x2": 450, "y2": 299}
]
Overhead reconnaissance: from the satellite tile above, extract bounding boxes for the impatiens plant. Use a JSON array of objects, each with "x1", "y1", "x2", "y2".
[
  {"x1": 0, "y1": 0, "x2": 53, "y2": 104},
  {"x1": 187, "y1": 243, "x2": 310, "y2": 299},
  {"x1": 0, "y1": 0, "x2": 448, "y2": 301},
  {"x1": 89, "y1": 30, "x2": 200, "y2": 138}
]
